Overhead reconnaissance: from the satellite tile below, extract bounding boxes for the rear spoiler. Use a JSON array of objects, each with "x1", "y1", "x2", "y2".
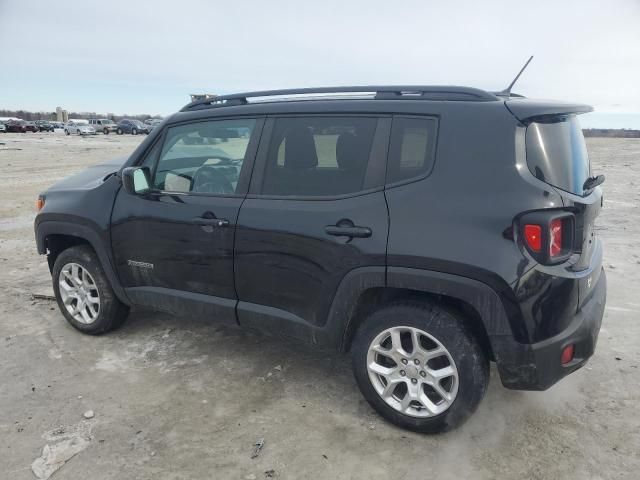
[{"x1": 505, "y1": 98, "x2": 593, "y2": 124}]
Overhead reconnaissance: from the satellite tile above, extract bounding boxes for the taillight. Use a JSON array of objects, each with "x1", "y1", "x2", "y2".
[
  {"x1": 524, "y1": 224, "x2": 542, "y2": 252},
  {"x1": 518, "y1": 211, "x2": 575, "y2": 265},
  {"x1": 550, "y1": 218, "x2": 563, "y2": 257}
]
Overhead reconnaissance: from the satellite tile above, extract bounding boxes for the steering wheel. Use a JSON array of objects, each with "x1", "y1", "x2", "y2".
[{"x1": 192, "y1": 165, "x2": 234, "y2": 194}]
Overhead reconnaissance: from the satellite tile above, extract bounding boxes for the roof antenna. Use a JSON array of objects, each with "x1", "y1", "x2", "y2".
[{"x1": 499, "y1": 55, "x2": 534, "y2": 97}]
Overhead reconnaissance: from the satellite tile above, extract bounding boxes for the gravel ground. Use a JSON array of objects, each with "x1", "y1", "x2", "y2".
[{"x1": 0, "y1": 132, "x2": 638, "y2": 479}]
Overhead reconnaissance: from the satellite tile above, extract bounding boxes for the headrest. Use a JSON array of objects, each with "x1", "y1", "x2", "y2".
[{"x1": 284, "y1": 125, "x2": 318, "y2": 169}]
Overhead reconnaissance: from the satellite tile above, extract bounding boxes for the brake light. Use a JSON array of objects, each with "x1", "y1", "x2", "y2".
[
  {"x1": 550, "y1": 218, "x2": 563, "y2": 257},
  {"x1": 518, "y1": 211, "x2": 575, "y2": 265},
  {"x1": 524, "y1": 224, "x2": 542, "y2": 252}
]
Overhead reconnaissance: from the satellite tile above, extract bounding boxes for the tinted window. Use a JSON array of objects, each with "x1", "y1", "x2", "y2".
[
  {"x1": 526, "y1": 115, "x2": 590, "y2": 196},
  {"x1": 261, "y1": 117, "x2": 377, "y2": 196},
  {"x1": 152, "y1": 118, "x2": 256, "y2": 195},
  {"x1": 386, "y1": 117, "x2": 437, "y2": 184}
]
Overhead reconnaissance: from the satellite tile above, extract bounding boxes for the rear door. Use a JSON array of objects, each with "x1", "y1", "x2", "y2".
[
  {"x1": 111, "y1": 117, "x2": 264, "y2": 322},
  {"x1": 234, "y1": 115, "x2": 390, "y2": 340}
]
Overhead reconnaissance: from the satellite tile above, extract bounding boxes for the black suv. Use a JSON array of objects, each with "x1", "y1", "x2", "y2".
[{"x1": 34, "y1": 86, "x2": 606, "y2": 433}]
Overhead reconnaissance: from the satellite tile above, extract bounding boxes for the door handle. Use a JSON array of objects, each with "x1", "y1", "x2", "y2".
[
  {"x1": 191, "y1": 217, "x2": 230, "y2": 227},
  {"x1": 325, "y1": 224, "x2": 372, "y2": 238}
]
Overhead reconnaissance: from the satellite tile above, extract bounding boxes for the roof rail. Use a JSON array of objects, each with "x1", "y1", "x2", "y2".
[{"x1": 180, "y1": 85, "x2": 499, "y2": 111}]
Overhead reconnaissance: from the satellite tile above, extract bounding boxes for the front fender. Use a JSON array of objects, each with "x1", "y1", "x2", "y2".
[{"x1": 35, "y1": 220, "x2": 130, "y2": 305}]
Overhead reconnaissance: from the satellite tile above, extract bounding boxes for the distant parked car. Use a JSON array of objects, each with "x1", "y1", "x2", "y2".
[
  {"x1": 35, "y1": 120, "x2": 55, "y2": 132},
  {"x1": 6, "y1": 120, "x2": 38, "y2": 133},
  {"x1": 51, "y1": 122, "x2": 65, "y2": 129},
  {"x1": 144, "y1": 118, "x2": 163, "y2": 132},
  {"x1": 88, "y1": 118, "x2": 118, "y2": 135},
  {"x1": 24, "y1": 122, "x2": 40, "y2": 133},
  {"x1": 65, "y1": 121, "x2": 96, "y2": 136},
  {"x1": 116, "y1": 119, "x2": 147, "y2": 135}
]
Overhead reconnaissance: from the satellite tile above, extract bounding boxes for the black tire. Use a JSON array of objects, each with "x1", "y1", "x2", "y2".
[
  {"x1": 65, "y1": 129, "x2": 69, "y2": 135},
  {"x1": 351, "y1": 301, "x2": 489, "y2": 433},
  {"x1": 117, "y1": 128, "x2": 123, "y2": 135},
  {"x1": 132, "y1": 128, "x2": 138, "y2": 135},
  {"x1": 103, "y1": 128, "x2": 109, "y2": 135},
  {"x1": 52, "y1": 245, "x2": 129, "y2": 335}
]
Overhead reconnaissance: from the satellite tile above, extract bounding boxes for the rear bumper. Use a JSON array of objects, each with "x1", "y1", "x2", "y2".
[{"x1": 494, "y1": 268, "x2": 606, "y2": 390}]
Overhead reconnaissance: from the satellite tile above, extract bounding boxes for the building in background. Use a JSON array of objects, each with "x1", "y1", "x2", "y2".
[{"x1": 56, "y1": 107, "x2": 69, "y2": 123}]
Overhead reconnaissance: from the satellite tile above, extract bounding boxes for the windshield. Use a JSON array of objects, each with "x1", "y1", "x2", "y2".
[{"x1": 525, "y1": 115, "x2": 590, "y2": 196}]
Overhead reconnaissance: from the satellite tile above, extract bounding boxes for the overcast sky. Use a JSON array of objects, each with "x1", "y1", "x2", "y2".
[{"x1": 1, "y1": 0, "x2": 639, "y2": 124}]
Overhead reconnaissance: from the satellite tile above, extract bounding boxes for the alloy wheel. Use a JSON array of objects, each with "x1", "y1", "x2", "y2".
[
  {"x1": 58, "y1": 263, "x2": 100, "y2": 324},
  {"x1": 366, "y1": 326, "x2": 459, "y2": 417}
]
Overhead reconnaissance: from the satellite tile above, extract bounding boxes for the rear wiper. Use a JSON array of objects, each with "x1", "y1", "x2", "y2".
[{"x1": 583, "y1": 174, "x2": 605, "y2": 192}]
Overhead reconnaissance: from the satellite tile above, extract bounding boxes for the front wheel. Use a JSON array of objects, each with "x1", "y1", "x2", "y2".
[
  {"x1": 52, "y1": 245, "x2": 129, "y2": 335},
  {"x1": 65, "y1": 130, "x2": 69, "y2": 135},
  {"x1": 132, "y1": 128, "x2": 138, "y2": 135},
  {"x1": 351, "y1": 301, "x2": 489, "y2": 433},
  {"x1": 103, "y1": 128, "x2": 109, "y2": 135},
  {"x1": 116, "y1": 128, "x2": 123, "y2": 135}
]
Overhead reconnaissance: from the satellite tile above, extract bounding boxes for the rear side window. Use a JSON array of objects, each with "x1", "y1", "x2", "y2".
[
  {"x1": 386, "y1": 117, "x2": 437, "y2": 184},
  {"x1": 261, "y1": 117, "x2": 377, "y2": 196},
  {"x1": 525, "y1": 115, "x2": 590, "y2": 196}
]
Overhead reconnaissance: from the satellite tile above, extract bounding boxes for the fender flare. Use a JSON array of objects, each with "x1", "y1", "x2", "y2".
[
  {"x1": 35, "y1": 220, "x2": 131, "y2": 305},
  {"x1": 321, "y1": 266, "x2": 517, "y2": 352}
]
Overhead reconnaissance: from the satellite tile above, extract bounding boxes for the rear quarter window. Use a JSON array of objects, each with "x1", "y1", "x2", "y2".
[{"x1": 386, "y1": 117, "x2": 437, "y2": 184}]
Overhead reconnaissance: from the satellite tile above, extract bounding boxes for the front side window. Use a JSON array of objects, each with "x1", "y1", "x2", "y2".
[
  {"x1": 261, "y1": 117, "x2": 377, "y2": 196},
  {"x1": 386, "y1": 117, "x2": 437, "y2": 184},
  {"x1": 152, "y1": 118, "x2": 257, "y2": 195}
]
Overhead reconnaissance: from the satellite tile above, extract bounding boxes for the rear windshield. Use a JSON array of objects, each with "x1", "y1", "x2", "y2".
[{"x1": 525, "y1": 115, "x2": 590, "y2": 196}]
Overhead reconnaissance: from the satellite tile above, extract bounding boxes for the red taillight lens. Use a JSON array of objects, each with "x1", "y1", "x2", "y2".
[
  {"x1": 524, "y1": 224, "x2": 542, "y2": 252},
  {"x1": 550, "y1": 218, "x2": 563, "y2": 257},
  {"x1": 561, "y1": 344, "x2": 574, "y2": 365}
]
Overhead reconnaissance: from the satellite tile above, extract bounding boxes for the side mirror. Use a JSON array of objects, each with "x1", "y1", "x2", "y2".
[{"x1": 122, "y1": 167, "x2": 151, "y2": 195}]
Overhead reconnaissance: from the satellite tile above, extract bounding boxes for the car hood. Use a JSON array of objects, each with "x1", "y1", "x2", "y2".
[{"x1": 46, "y1": 157, "x2": 128, "y2": 192}]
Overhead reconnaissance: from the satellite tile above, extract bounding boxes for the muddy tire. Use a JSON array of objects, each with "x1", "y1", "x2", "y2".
[
  {"x1": 351, "y1": 301, "x2": 489, "y2": 433},
  {"x1": 52, "y1": 245, "x2": 129, "y2": 335}
]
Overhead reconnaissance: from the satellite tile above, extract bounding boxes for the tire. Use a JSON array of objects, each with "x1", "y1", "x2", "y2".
[
  {"x1": 117, "y1": 128, "x2": 123, "y2": 135},
  {"x1": 132, "y1": 128, "x2": 138, "y2": 135},
  {"x1": 351, "y1": 301, "x2": 489, "y2": 433},
  {"x1": 65, "y1": 129, "x2": 69, "y2": 135},
  {"x1": 103, "y1": 128, "x2": 109, "y2": 135},
  {"x1": 77, "y1": 129, "x2": 81, "y2": 135},
  {"x1": 52, "y1": 245, "x2": 129, "y2": 335}
]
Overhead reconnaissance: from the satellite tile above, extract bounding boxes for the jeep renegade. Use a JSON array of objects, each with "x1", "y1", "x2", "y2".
[{"x1": 35, "y1": 86, "x2": 606, "y2": 433}]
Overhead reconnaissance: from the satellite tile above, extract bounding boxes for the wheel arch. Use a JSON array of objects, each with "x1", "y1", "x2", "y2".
[
  {"x1": 36, "y1": 220, "x2": 130, "y2": 305},
  {"x1": 325, "y1": 267, "x2": 516, "y2": 363}
]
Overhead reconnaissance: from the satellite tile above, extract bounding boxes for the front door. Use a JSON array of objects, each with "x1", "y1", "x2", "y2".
[
  {"x1": 234, "y1": 115, "x2": 390, "y2": 340},
  {"x1": 111, "y1": 116, "x2": 264, "y2": 323}
]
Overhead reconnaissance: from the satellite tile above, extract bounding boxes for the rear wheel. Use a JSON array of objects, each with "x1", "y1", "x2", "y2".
[
  {"x1": 65, "y1": 129, "x2": 69, "y2": 135},
  {"x1": 132, "y1": 128, "x2": 138, "y2": 135},
  {"x1": 351, "y1": 301, "x2": 489, "y2": 433},
  {"x1": 117, "y1": 128, "x2": 123, "y2": 135},
  {"x1": 52, "y1": 245, "x2": 129, "y2": 335},
  {"x1": 103, "y1": 128, "x2": 109, "y2": 135}
]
